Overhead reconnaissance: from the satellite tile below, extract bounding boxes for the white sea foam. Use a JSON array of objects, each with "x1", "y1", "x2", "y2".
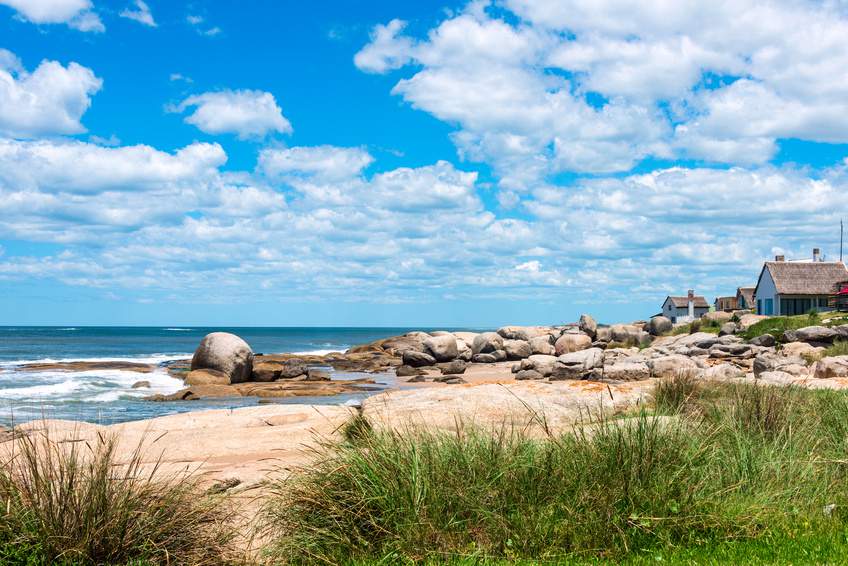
[
  {"x1": 291, "y1": 349, "x2": 343, "y2": 356},
  {"x1": 0, "y1": 365, "x2": 184, "y2": 403},
  {"x1": 164, "y1": 328, "x2": 193, "y2": 331},
  {"x1": 0, "y1": 354, "x2": 192, "y2": 369}
]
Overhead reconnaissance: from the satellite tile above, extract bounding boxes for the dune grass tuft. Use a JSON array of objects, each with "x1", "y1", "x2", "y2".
[
  {"x1": 261, "y1": 382, "x2": 848, "y2": 564},
  {"x1": 0, "y1": 429, "x2": 236, "y2": 565}
]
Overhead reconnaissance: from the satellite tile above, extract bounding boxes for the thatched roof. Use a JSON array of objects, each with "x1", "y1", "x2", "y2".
[
  {"x1": 737, "y1": 287, "x2": 755, "y2": 304},
  {"x1": 666, "y1": 296, "x2": 709, "y2": 308},
  {"x1": 758, "y1": 262, "x2": 848, "y2": 295}
]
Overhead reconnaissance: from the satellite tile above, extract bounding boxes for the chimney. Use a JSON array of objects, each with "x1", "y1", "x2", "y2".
[
  {"x1": 687, "y1": 289, "x2": 695, "y2": 320},
  {"x1": 775, "y1": 255, "x2": 785, "y2": 262},
  {"x1": 813, "y1": 248, "x2": 821, "y2": 262}
]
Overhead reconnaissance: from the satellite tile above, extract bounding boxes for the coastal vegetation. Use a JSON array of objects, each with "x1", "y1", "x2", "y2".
[
  {"x1": 261, "y1": 378, "x2": 848, "y2": 565},
  {"x1": 0, "y1": 432, "x2": 235, "y2": 565}
]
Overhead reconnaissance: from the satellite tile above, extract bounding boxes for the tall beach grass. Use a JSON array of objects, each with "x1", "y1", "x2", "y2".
[
  {"x1": 262, "y1": 380, "x2": 848, "y2": 564},
  {"x1": 0, "y1": 428, "x2": 236, "y2": 565}
]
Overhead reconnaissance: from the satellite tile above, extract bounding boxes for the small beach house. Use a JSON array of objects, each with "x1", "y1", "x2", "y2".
[
  {"x1": 753, "y1": 250, "x2": 848, "y2": 316},
  {"x1": 736, "y1": 287, "x2": 756, "y2": 311},
  {"x1": 714, "y1": 296, "x2": 737, "y2": 311},
  {"x1": 661, "y1": 290, "x2": 710, "y2": 323}
]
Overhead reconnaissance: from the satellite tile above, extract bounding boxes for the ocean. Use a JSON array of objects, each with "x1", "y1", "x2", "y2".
[{"x1": 0, "y1": 327, "x2": 427, "y2": 426}]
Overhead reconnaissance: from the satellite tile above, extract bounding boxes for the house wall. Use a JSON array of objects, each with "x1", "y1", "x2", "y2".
[
  {"x1": 777, "y1": 295, "x2": 833, "y2": 316},
  {"x1": 661, "y1": 299, "x2": 709, "y2": 322},
  {"x1": 756, "y1": 269, "x2": 778, "y2": 315}
]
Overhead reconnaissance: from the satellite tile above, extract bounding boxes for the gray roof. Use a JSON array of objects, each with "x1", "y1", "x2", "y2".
[
  {"x1": 666, "y1": 296, "x2": 710, "y2": 308},
  {"x1": 737, "y1": 287, "x2": 755, "y2": 304},
  {"x1": 759, "y1": 261, "x2": 848, "y2": 295}
]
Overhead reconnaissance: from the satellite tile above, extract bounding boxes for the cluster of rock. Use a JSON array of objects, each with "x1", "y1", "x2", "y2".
[{"x1": 149, "y1": 332, "x2": 377, "y2": 401}]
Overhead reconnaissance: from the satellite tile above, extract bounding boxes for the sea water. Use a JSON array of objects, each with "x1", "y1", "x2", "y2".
[{"x1": 0, "y1": 327, "x2": 426, "y2": 425}]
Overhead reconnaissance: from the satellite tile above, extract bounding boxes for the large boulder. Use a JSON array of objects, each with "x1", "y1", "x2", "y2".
[
  {"x1": 528, "y1": 335, "x2": 556, "y2": 355},
  {"x1": 503, "y1": 339, "x2": 532, "y2": 360},
  {"x1": 781, "y1": 341, "x2": 825, "y2": 359},
  {"x1": 252, "y1": 360, "x2": 308, "y2": 382},
  {"x1": 497, "y1": 326, "x2": 546, "y2": 341},
  {"x1": 423, "y1": 334, "x2": 459, "y2": 362},
  {"x1": 783, "y1": 326, "x2": 838, "y2": 344},
  {"x1": 813, "y1": 356, "x2": 848, "y2": 379},
  {"x1": 191, "y1": 332, "x2": 254, "y2": 384},
  {"x1": 703, "y1": 311, "x2": 733, "y2": 324},
  {"x1": 610, "y1": 325, "x2": 651, "y2": 347},
  {"x1": 402, "y1": 350, "x2": 437, "y2": 367},
  {"x1": 472, "y1": 332, "x2": 504, "y2": 355},
  {"x1": 753, "y1": 352, "x2": 808, "y2": 378},
  {"x1": 185, "y1": 368, "x2": 230, "y2": 386},
  {"x1": 578, "y1": 314, "x2": 598, "y2": 339},
  {"x1": 521, "y1": 354, "x2": 558, "y2": 377},
  {"x1": 749, "y1": 334, "x2": 775, "y2": 347},
  {"x1": 649, "y1": 355, "x2": 701, "y2": 379},
  {"x1": 719, "y1": 322, "x2": 738, "y2": 337},
  {"x1": 554, "y1": 332, "x2": 592, "y2": 355},
  {"x1": 551, "y1": 348, "x2": 604, "y2": 380},
  {"x1": 603, "y1": 361, "x2": 650, "y2": 381},
  {"x1": 703, "y1": 363, "x2": 745, "y2": 381},
  {"x1": 438, "y1": 360, "x2": 468, "y2": 375},
  {"x1": 647, "y1": 316, "x2": 673, "y2": 336}
]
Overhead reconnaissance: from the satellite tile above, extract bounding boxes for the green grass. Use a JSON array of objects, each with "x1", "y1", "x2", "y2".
[
  {"x1": 261, "y1": 381, "x2": 848, "y2": 565},
  {"x1": 0, "y1": 430, "x2": 236, "y2": 565},
  {"x1": 742, "y1": 312, "x2": 823, "y2": 341}
]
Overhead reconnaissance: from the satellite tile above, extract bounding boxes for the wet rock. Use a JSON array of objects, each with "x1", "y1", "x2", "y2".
[
  {"x1": 191, "y1": 332, "x2": 254, "y2": 384},
  {"x1": 406, "y1": 375, "x2": 427, "y2": 383},
  {"x1": 402, "y1": 350, "x2": 437, "y2": 367},
  {"x1": 252, "y1": 360, "x2": 307, "y2": 382},
  {"x1": 305, "y1": 369, "x2": 330, "y2": 381},
  {"x1": 185, "y1": 369, "x2": 230, "y2": 386},
  {"x1": 131, "y1": 380, "x2": 150, "y2": 389},
  {"x1": 396, "y1": 365, "x2": 423, "y2": 377}
]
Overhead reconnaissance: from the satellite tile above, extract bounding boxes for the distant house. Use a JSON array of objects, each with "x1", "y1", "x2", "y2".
[
  {"x1": 661, "y1": 290, "x2": 710, "y2": 323},
  {"x1": 736, "y1": 287, "x2": 756, "y2": 311},
  {"x1": 754, "y1": 253, "x2": 848, "y2": 316},
  {"x1": 714, "y1": 296, "x2": 738, "y2": 312}
]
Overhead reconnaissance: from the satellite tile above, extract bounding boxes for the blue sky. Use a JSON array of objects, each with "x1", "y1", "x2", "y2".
[{"x1": 1, "y1": 0, "x2": 847, "y2": 327}]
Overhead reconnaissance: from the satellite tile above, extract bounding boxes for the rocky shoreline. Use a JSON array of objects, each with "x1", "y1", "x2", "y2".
[{"x1": 15, "y1": 311, "x2": 848, "y2": 407}]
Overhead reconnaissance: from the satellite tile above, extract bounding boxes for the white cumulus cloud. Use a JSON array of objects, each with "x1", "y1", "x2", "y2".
[
  {"x1": 171, "y1": 90, "x2": 292, "y2": 139},
  {"x1": 0, "y1": 50, "x2": 102, "y2": 138},
  {"x1": 0, "y1": 0, "x2": 103, "y2": 31}
]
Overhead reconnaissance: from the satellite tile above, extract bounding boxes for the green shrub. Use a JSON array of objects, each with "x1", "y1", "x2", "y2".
[{"x1": 0, "y1": 430, "x2": 236, "y2": 565}]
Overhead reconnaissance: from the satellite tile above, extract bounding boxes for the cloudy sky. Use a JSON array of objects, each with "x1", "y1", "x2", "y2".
[{"x1": 1, "y1": 0, "x2": 847, "y2": 326}]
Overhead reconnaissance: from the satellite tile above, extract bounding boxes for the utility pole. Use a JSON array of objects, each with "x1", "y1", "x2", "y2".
[{"x1": 842, "y1": 219, "x2": 844, "y2": 263}]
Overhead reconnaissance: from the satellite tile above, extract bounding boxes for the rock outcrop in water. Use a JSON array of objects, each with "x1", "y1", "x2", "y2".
[{"x1": 191, "y1": 332, "x2": 254, "y2": 384}]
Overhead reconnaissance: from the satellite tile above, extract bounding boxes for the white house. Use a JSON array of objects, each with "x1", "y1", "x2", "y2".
[
  {"x1": 661, "y1": 291, "x2": 710, "y2": 323},
  {"x1": 753, "y1": 252, "x2": 848, "y2": 316}
]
